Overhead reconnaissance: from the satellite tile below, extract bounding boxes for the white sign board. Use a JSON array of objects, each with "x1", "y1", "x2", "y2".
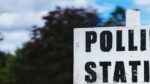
[{"x1": 74, "y1": 27, "x2": 150, "y2": 84}]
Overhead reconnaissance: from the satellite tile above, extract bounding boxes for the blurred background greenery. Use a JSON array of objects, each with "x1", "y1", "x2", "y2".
[{"x1": 0, "y1": 6, "x2": 125, "y2": 84}]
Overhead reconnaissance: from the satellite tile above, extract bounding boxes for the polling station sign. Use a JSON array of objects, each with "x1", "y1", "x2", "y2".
[{"x1": 74, "y1": 27, "x2": 150, "y2": 84}]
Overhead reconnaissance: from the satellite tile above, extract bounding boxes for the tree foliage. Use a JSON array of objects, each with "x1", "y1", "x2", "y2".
[
  {"x1": 104, "y1": 6, "x2": 125, "y2": 26},
  {"x1": 14, "y1": 7, "x2": 100, "y2": 84},
  {"x1": 0, "y1": 54, "x2": 16, "y2": 84}
]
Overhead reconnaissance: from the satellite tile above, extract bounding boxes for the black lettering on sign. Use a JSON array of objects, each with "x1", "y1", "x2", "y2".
[
  {"x1": 86, "y1": 31, "x2": 97, "y2": 52},
  {"x1": 116, "y1": 30, "x2": 125, "y2": 51},
  {"x1": 144, "y1": 61, "x2": 149, "y2": 82},
  {"x1": 85, "y1": 62, "x2": 96, "y2": 83},
  {"x1": 100, "y1": 31, "x2": 112, "y2": 52},
  {"x1": 129, "y1": 61, "x2": 141, "y2": 82},
  {"x1": 113, "y1": 61, "x2": 126, "y2": 83},
  {"x1": 100, "y1": 62, "x2": 111, "y2": 83},
  {"x1": 129, "y1": 30, "x2": 137, "y2": 51},
  {"x1": 141, "y1": 29, "x2": 146, "y2": 51}
]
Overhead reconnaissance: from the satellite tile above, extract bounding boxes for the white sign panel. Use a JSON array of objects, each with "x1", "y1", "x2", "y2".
[{"x1": 74, "y1": 27, "x2": 150, "y2": 84}]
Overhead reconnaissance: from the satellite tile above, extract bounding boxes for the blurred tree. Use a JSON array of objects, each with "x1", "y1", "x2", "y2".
[
  {"x1": 0, "y1": 54, "x2": 16, "y2": 84},
  {"x1": 14, "y1": 7, "x2": 100, "y2": 84},
  {"x1": 104, "y1": 6, "x2": 125, "y2": 26},
  {"x1": 0, "y1": 52, "x2": 6, "y2": 68}
]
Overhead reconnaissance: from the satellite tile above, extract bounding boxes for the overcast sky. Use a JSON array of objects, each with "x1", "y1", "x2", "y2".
[{"x1": 0, "y1": 0, "x2": 150, "y2": 54}]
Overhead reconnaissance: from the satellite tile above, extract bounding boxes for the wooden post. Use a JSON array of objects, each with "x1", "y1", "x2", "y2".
[{"x1": 126, "y1": 9, "x2": 140, "y2": 27}]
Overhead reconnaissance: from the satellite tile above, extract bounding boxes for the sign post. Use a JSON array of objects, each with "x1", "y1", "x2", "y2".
[
  {"x1": 126, "y1": 9, "x2": 140, "y2": 27},
  {"x1": 74, "y1": 9, "x2": 150, "y2": 84}
]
